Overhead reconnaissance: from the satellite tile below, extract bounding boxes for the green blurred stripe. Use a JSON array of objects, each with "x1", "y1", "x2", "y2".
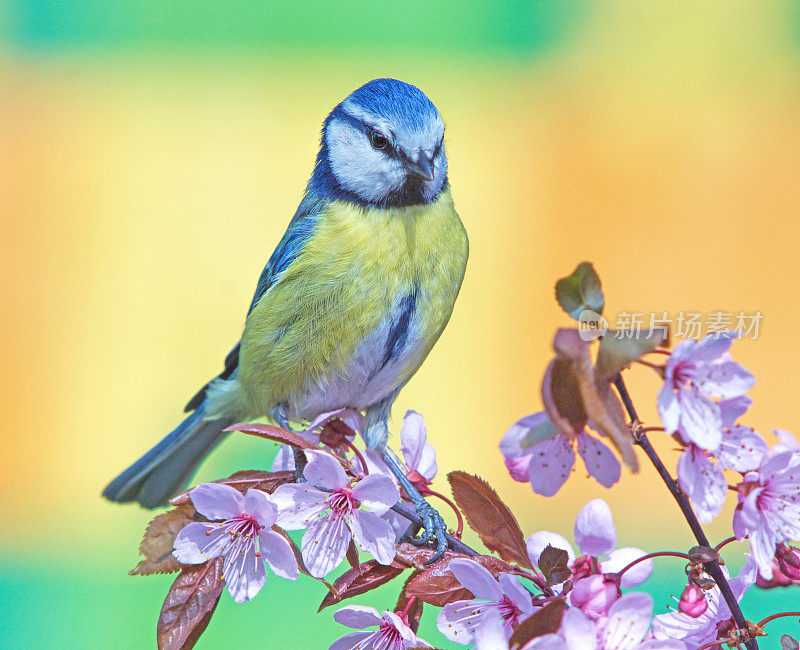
[{"x1": 4, "y1": 0, "x2": 584, "y2": 57}]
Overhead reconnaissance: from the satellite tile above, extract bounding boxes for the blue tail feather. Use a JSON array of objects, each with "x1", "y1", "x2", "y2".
[{"x1": 102, "y1": 404, "x2": 233, "y2": 509}]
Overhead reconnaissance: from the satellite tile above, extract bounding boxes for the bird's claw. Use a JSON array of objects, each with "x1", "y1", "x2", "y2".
[{"x1": 403, "y1": 500, "x2": 448, "y2": 564}]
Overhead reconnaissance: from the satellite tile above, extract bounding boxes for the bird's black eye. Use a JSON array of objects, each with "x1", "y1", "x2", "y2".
[{"x1": 369, "y1": 130, "x2": 390, "y2": 151}]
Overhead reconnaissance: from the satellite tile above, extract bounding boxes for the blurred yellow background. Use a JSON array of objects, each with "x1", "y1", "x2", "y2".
[{"x1": 3, "y1": 2, "x2": 800, "y2": 647}]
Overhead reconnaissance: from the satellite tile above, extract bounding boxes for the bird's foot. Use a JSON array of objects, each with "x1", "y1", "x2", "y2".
[{"x1": 402, "y1": 499, "x2": 448, "y2": 564}]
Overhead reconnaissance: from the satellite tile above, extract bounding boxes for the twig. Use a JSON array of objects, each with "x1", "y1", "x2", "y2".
[{"x1": 614, "y1": 374, "x2": 758, "y2": 650}]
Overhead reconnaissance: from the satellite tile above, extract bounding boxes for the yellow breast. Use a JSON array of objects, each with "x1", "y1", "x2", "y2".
[{"x1": 238, "y1": 187, "x2": 468, "y2": 417}]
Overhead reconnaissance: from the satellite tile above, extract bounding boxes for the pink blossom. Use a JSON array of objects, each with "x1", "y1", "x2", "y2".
[
  {"x1": 436, "y1": 558, "x2": 534, "y2": 644},
  {"x1": 329, "y1": 605, "x2": 431, "y2": 649},
  {"x1": 526, "y1": 593, "x2": 687, "y2": 649},
  {"x1": 271, "y1": 450, "x2": 399, "y2": 578},
  {"x1": 500, "y1": 412, "x2": 621, "y2": 497},
  {"x1": 651, "y1": 558, "x2": 756, "y2": 647},
  {"x1": 675, "y1": 396, "x2": 766, "y2": 523},
  {"x1": 677, "y1": 584, "x2": 707, "y2": 618},
  {"x1": 570, "y1": 574, "x2": 620, "y2": 620},
  {"x1": 271, "y1": 408, "x2": 363, "y2": 471},
  {"x1": 658, "y1": 333, "x2": 754, "y2": 451},
  {"x1": 172, "y1": 483, "x2": 298, "y2": 603},
  {"x1": 526, "y1": 499, "x2": 653, "y2": 589},
  {"x1": 732, "y1": 441, "x2": 800, "y2": 578}
]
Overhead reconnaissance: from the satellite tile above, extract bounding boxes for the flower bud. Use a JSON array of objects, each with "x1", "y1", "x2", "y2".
[
  {"x1": 571, "y1": 555, "x2": 600, "y2": 581},
  {"x1": 756, "y1": 559, "x2": 794, "y2": 588},
  {"x1": 687, "y1": 545, "x2": 719, "y2": 565},
  {"x1": 777, "y1": 545, "x2": 800, "y2": 581},
  {"x1": 678, "y1": 584, "x2": 707, "y2": 618},
  {"x1": 570, "y1": 574, "x2": 620, "y2": 620}
]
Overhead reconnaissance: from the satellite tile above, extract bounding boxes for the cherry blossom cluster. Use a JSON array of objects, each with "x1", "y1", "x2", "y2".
[{"x1": 125, "y1": 262, "x2": 800, "y2": 650}]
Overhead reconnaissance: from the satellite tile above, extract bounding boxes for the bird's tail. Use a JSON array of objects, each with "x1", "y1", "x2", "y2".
[{"x1": 102, "y1": 404, "x2": 235, "y2": 509}]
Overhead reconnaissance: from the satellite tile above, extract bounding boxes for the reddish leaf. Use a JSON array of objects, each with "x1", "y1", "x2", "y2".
[
  {"x1": 550, "y1": 329, "x2": 638, "y2": 470},
  {"x1": 537, "y1": 545, "x2": 571, "y2": 585},
  {"x1": 224, "y1": 422, "x2": 318, "y2": 449},
  {"x1": 346, "y1": 540, "x2": 360, "y2": 570},
  {"x1": 395, "y1": 572, "x2": 424, "y2": 633},
  {"x1": 157, "y1": 558, "x2": 224, "y2": 650},
  {"x1": 131, "y1": 505, "x2": 194, "y2": 576},
  {"x1": 318, "y1": 560, "x2": 406, "y2": 612},
  {"x1": 404, "y1": 553, "x2": 512, "y2": 607},
  {"x1": 170, "y1": 470, "x2": 294, "y2": 507},
  {"x1": 509, "y1": 599, "x2": 567, "y2": 648},
  {"x1": 447, "y1": 472, "x2": 532, "y2": 569}
]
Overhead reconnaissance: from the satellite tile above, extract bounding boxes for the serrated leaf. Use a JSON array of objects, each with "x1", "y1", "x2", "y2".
[
  {"x1": 447, "y1": 472, "x2": 532, "y2": 569},
  {"x1": 317, "y1": 560, "x2": 405, "y2": 612},
  {"x1": 157, "y1": 558, "x2": 224, "y2": 650},
  {"x1": 170, "y1": 469, "x2": 294, "y2": 507},
  {"x1": 594, "y1": 329, "x2": 666, "y2": 382},
  {"x1": 537, "y1": 545, "x2": 571, "y2": 585},
  {"x1": 224, "y1": 423, "x2": 318, "y2": 449},
  {"x1": 509, "y1": 600, "x2": 567, "y2": 648},
  {"x1": 555, "y1": 262, "x2": 603, "y2": 320},
  {"x1": 404, "y1": 554, "x2": 512, "y2": 607},
  {"x1": 131, "y1": 505, "x2": 194, "y2": 576}
]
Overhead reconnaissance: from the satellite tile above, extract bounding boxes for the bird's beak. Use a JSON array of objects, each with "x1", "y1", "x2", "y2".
[{"x1": 405, "y1": 154, "x2": 435, "y2": 182}]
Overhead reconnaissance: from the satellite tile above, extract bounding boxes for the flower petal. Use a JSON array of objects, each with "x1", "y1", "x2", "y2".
[
  {"x1": 307, "y1": 408, "x2": 362, "y2": 435},
  {"x1": 189, "y1": 483, "x2": 243, "y2": 520},
  {"x1": 527, "y1": 435, "x2": 575, "y2": 497},
  {"x1": 271, "y1": 444, "x2": 296, "y2": 472},
  {"x1": 472, "y1": 608, "x2": 512, "y2": 649},
  {"x1": 692, "y1": 332, "x2": 734, "y2": 362},
  {"x1": 601, "y1": 592, "x2": 653, "y2": 649},
  {"x1": 172, "y1": 521, "x2": 229, "y2": 564},
  {"x1": 576, "y1": 432, "x2": 621, "y2": 489},
  {"x1": 328, "y1": 631, "x2": 373, "y2": 650},
  {"x1": 333, "y1": 604, "x2": 383, "y2": 629},
  {"x1": 657, "y1": 384, "x2": 681, "y2": 434},
  {"x1": 601, "y1": 547, "x2": 653, "y2": 588},
  {"x1": 717, "y1": 426, "x2": 767, "y2": 473},
  {"x1": 304, "y1": 450, "x2": 349, "y2": 491},
  {"x1": 718, "y1": 396, "x2": 752, "y2": 427},
  {"x1": 775, "y1": 429, "x2": 800, "y2": 452},
  {"x1": 560, "y1": 607, "x2": 598, "y2": 650},
  {"x1": 301, "y1": 513, "x2": 351, "y2": 578},
  {"x1": 526, "y1": 531, "x2": 576, "y2": 568},
  {"x1": 258, "y1": 529, "x2": 299, "y2": 580},
  {"x1": 349, "y1": 510, "x2": 396, "y2": 565},
  {"x1": 437, "y1": 599, "x2": 484, "y2": 643},
  {"x1": 449, "y1": 558, "x2": 502, "y2": 601},
  {"x1": 505, "y1": 453, "x2": 533, "y2": 482},
  {"x1": 695, "y1": 361, "x2": 755, "y2": 399},
  {"x1": 677, "y1": 388, "x2": 722, "y2": 451},
  {"x1": 350, "y1": 473, "x2": 400, "y2": 515},
  {"x1": 574, "y1": 499, "x2": 616, "y2": 556},
  {"x1": 242, "y1": 489, "x2": 277, "y2": 527},
  {"x1": 525, "y1": 635, "x2": 569, "y2": 650},
  {"x1": 222, "y1": 537, "x2": 267, "y2": 603},
  {"x1": 499, "y1": 573, "x2": 534, "y2": 618},
  {"x1": 383, "y1": 611, "x2": 430, "y2": 646},
  {"x1": 271, "y1": 483, "x2": 329, "y2": 530},
  {"x1": 677, "y1": 446, "x2": 726, "y2": 523},
  {"x1": 399, "y1": 411, "x2": 428, "y2": 467},
  {"x1": 500, "y1": 412, "x2": 557, "y2": 457}
]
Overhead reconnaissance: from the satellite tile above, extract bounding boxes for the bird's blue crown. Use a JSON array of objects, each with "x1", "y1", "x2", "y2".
[{"x1": 308, "y1": 79, "x2": 448, "y2": 208}]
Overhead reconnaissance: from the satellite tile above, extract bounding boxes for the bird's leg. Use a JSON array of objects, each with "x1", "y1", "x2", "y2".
[
  {"x1": 381, "y1": 448, "x2": 448, "y2": 563},
  {"x1": 272, "y1": 406, "x2": 306, "y2": 482}
]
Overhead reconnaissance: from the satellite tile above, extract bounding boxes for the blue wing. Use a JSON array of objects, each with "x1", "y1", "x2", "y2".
[{"x1": 183, "y1": 194, "x2": 326, "y2": 412}]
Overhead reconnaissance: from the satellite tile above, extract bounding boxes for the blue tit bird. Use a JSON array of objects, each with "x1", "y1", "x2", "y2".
[{"x1": 103, "y1": 78, "x2": 468, "y2": 557}]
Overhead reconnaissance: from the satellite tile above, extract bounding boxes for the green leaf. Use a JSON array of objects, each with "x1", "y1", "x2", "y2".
[
  {"x1": 555, "y1": 262, "x2": 604, "y2": 320},
  {"x1": 594, "y1": 328, "x2": 667, "y2": 381}
]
